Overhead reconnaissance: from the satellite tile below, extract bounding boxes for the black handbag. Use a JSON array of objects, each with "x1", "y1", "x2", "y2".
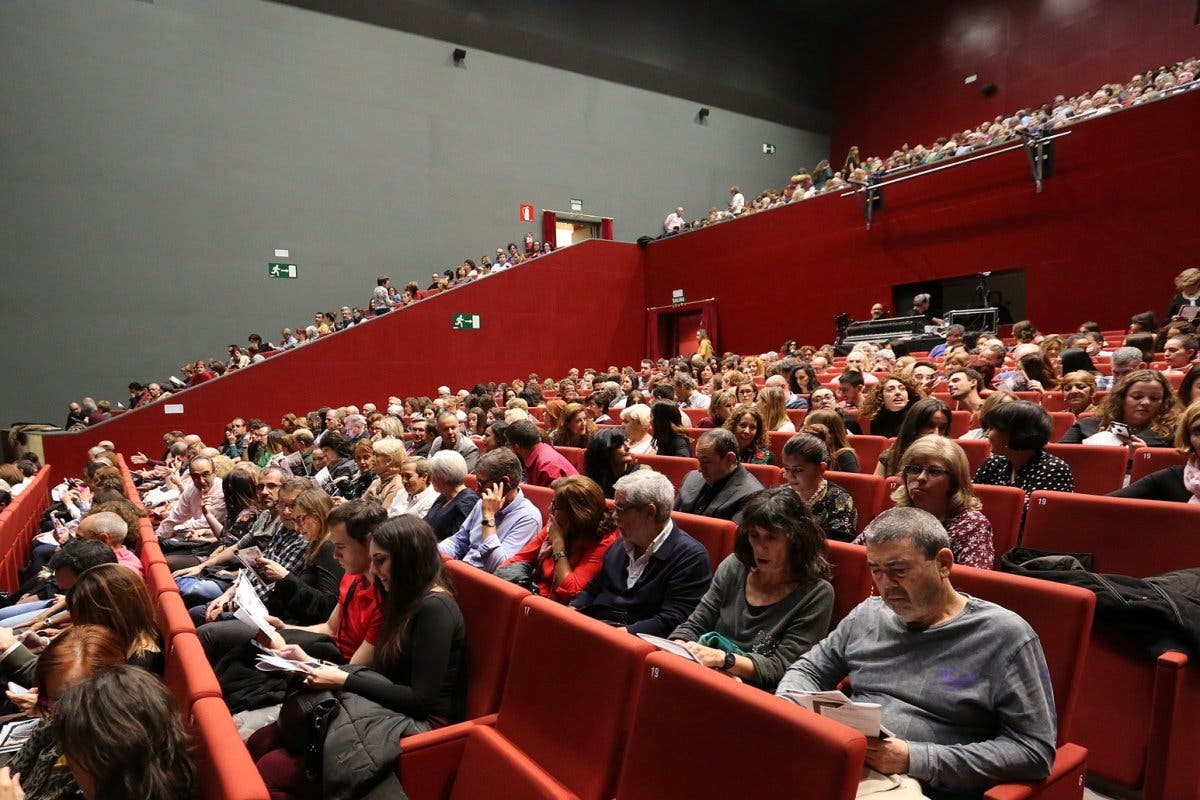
[{"x1": 276, "y1": 687, "x2": 340, "y2": 777}]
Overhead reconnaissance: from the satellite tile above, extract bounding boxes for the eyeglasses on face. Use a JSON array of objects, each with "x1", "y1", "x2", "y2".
[{"x1": 902, "y1": 464, "x2": 951, "y2": 479}]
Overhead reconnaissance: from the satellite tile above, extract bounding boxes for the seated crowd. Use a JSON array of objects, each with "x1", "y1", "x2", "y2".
[
  {"x1": 10, "y1": 277, "x2": 1190, "y2": 797},
  {"x1": 661, "y1": 56, "x2": 1199, "y2": 233}
]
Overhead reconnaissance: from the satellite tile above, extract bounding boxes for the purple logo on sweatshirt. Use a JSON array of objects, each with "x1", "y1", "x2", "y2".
[{"x1": 938, "y1": 668, "x2": 977, "y2": 689}]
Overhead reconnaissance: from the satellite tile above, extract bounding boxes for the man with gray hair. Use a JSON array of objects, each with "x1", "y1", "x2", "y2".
[
  {"x1": 673, "y1": 373, "x2": 711, "y2": 410},
  {"x1": 674, "y1": 428, "x2": 763, "y2": 522},
  {"x1": 1098, "y1": 346, "x2": 1148, "y2": 390},
  {"x1": 438, "y1": 448, "x2": 539, "y2": 572},
  {"x1": 342, "y1": 414, "x2": 368, "y2": 443},
  {"x1": 78, "y1": 510, "x2": 142, "y2": 577},
  {"x1": 429, "y1": 411, "x2": 479, "y2": 471},
  {"x1": 777, "y1": 508, "x2": 1056, "y2": 796},
  {"x1": 571, "y1": 469, "x2": 710, "y2": 635},
  {"x1": 928, "y1": 324, "x2": 965, "y2": 358}
]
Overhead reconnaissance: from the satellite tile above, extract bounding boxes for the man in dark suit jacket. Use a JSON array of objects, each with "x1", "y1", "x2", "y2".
[
  {"x1": 570, "y1": 470, "x2": 710, "y2": 636},
  {"x1": 674, "y1": 428, "x2": 764, "y2": 522}
]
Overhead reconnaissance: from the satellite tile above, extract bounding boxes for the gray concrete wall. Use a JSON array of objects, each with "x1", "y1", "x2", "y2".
[{"x1": 0, "y1": 0, "x2": 828, "y2": 425}]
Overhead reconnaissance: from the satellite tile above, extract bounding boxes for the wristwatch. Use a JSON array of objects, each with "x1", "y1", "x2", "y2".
[
  {"x1": 722, "y1": 652, "x2": 736, "y2": 672},
  {"x1": 481, "y1": 517, "x2": 496, "y2": 527},
  {"x1": 553, "y1": 550, "x2": 568, "y2": 561}
]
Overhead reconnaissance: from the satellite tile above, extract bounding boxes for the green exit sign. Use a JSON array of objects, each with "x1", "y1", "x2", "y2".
[
  {"x1": 268, "y1": 262, "x2": 297, "y2": 279},
  {"x1": 452, "y1": 313, "x2": 481, "y2": 330},
  {"x1": 762, "y1": 143, "x2": 776, "y2": 155}
]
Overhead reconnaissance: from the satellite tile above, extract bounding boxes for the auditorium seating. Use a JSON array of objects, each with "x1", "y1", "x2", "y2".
[
  {"x1": 957, "y1": 437, "x2": 992, "y2": 474},
  {"x1": 613, "y1": 653, "x2": 864, "y2": 800},
  {"x1": 825, "y1": 540, "x2": 872, "y2": 625},
  {"x1": 846, "y1": 435, "x2": 888, "y2": 472},
  {"x1": 630, "y1": 453, "x2": 698, "y2": 490},
  {"x1": 0, "y1": 467, "x2": 51, "y2": 592},
  {"x1": 555, "y1": 446, "x2": 586, "y2": 472},
  {"x1": 520, "y1": 483, "x2": 554, "y2": 524},
  {"x1": 1020, "y1": 490, "x2": 1200, "y2": 800},
  {"x1": 193, "y1": 697, "x2": 272, "y2": 800},
  {"x1": 743, "y1": 462, "x2": 782, "y2": 487},
  {"x1": 1129, "y1": 446, "x2": 1188, "y2": 483},
  {"x1": 972, "y1": 484, "x2": 1028, "y2": 568},
  {"x1": 398, "y1": 595, "x2": 656, "y2": 800},
  {"x1": 670, "y1": 510, "x2": 735, "y2": 572},
  {"x1": 682, "y1": 408, "x2": 707, "y2": 426},
  {"x1": 825, "y1": 471, "x2": 885, "y2": 535},
  {"x1": 1042, "y1": 444, "x2": 1129, "y2": 495}
]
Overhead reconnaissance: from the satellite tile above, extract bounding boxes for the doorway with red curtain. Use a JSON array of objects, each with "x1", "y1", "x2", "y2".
[{"x1": 645, "y1": 299, "x2": 719, "y2": 361}]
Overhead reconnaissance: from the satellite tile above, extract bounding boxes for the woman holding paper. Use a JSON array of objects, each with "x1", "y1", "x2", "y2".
[
  {"x1": 669, "y1": 487, "x2": 833, "y2": 692},
  {"x1": 247, "y1": 516, "x2": 467, "y2": 799}
]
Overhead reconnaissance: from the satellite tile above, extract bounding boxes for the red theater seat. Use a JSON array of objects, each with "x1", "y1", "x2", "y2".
[
  {"x1": 192, "y1": 697, "x2": 271, "y2": 800},
  {"x1": 743, "y1": 462, "x2": 781, "y2": 487},
  {"x1": 520, "y1": 483, "x2": 554, "y2": 525},
  {"x1": 613, "y1": 653, "x2": 865, "y2": 800},
  {"x1": 826, "y1": 471, "x2": 885, "y2": 535},
  {"x1": 1128, "y1": 446, "x2": 1188, "y2": 484},
  {"x1": 441, "y1": 559, "x2": 532, "y2": 721},
  {"x1": 631, "y1": 453, "x2": 698, "y2": 490},
  {"x1": 951, "y1": 566, "x2": 1093, "y2": 800},
  {"x1": 948, "y1": 409, "x2": 972, "y2": 437},
  {"x1": 972, "y1": 484, "x2": 1027, "y2": 568},
  {"x1": 682, "y1": 408, "x2": 707, "y2": 426},
  {"x1": 163, "y1": 632, "x2": 222, "y2": 715},
  {"x1": 824, "y1": 541, "x2": 872, "y2": 626},
  {"x1": 670, "y1": 510, "x2": 735, "y2": 572},
  {"x1": 554, "y1": 446, "x2": 586, "y2": 472},
  {"x1": 957, "y1": 437, "x2": 992, "y2": 474},
  {"x1": 785, "y1": 408, "x2": 807, "y2": 427},
  {"x1": 398, "y1": 596, "x2": 654, "y2": 800},
  {"x1": 156, "y1": 588, "x2": 196, "y2": 644},
  {"x1": 446, "y1": 725, "x2": 578, "y2": 800},
  {"x1": 1043, "y1": 444, "x2": 1127, "y2": 496},
  {"x1": 847, "y1": 435, "x2": 888, "y2": 472},
  {"x1": 1047, "y1": 412, "x2": 1075, "y2": 443},
  {"x1": 1020, "y1": 490, "x2": 1200, "y2": 800}
]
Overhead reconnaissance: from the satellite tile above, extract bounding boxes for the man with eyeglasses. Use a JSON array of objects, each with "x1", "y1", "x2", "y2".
[
  {"x1": 438, "y1": 449, "x2": 539, "y2": 572},
  {"x1": 570, "y1": 469, "x2": 710, "y2": 636},
  {"x1": 171, "y1": 467, "x2": 290, "y2": 608},
  {"x1": 778, "y1": 508, "x2": 1055, "y2": 797},
  {"x1": 156, "y1": 456, "x2": 226, "y2": 537}
]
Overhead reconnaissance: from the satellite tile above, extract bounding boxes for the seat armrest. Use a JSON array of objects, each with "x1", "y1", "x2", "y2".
[{"x1": 983, "y1": 743, "x2": 1087, "y2": 800}]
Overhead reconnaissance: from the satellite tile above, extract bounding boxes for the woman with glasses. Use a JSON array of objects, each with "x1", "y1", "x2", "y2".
[
  {"x1": 669, "y1": 487, "x2": 833, "y2": 693},
  {"x1": 498, "y1": 475, "x2": 620, "y2": 602},
  {"x1": 778, "y1": 434, "x2": 856, "y2": 542},
  {"x1": 859, "y1": 437, "x2": 994, "y2": 569}
]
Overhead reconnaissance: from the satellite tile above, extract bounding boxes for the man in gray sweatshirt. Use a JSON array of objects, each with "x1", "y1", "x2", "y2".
[{"x1": 777, "y1": 507, "x2": 1056, "y2": 797}]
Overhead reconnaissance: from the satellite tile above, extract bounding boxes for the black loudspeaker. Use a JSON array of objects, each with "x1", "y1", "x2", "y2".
[
  {"x1": 697, "y1": 107, "x2": 710, "y2": 122},
  {"x1": 452, "y1": 48, "x2": 467, "y2": 64},
  {"x1": 637, "y1": 236, "x2": 655, "y2": 247},
  {"x1": 981, "y1": 82, "x2": 998, "y2": 98}
]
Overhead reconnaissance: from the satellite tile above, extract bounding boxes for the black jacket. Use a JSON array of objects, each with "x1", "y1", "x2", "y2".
[{"x1": 1001, "y1": 547, "x2": 1200, "y2": 657}]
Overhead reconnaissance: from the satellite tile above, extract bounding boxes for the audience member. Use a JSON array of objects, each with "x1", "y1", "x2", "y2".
[
  {"x1": 779, "y1": 434, "x2": 856, "y2": 542},
  {"x1": 506, "y1": 419, "x2": 578, "y2": 487},
  {"x1": 724, "y1": 403, "x2": 775, "y2": 465},
  {"x1": 974, "y1": 401, "x2": 1075, "y2": 500},
  {"x1": 671, "y1": 487, "x2": 833, "y2": 692},
  {"x1": 437, "y1": 448, "x2": 540, "y2": 572},
  {"x1": 674, "y1": 429, "x2": 765, "y2": 522},
  {"x1": 1112, "y1": 399, "x2": 1200, "y2": 502},
  {"x1": 570, "y1": 470, "x2": 711, "y2": 635},
  {"x1": 777, "y1": 508, "x2": 1056, "y2": 797},
  {"x1": 650, "y1": 400, "x2": 693, "y2": 457},
  {"x1": 1059, "y1": 369, "x2": 1177, "y2": 447}
]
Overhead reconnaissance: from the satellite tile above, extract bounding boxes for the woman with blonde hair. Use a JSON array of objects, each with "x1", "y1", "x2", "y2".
[
  {"x1": 1059, "y1": 371, "x2": 1100, "y2": 417},
  {"x1": 756, "y1": 386, "x2": 795, "y2": 433},
  {"x1": 1060, "y1": 369, "x2": 1178, "y2": 447},
  {"x1": 857, "y1": 437, "x2": 994, "y2": 569},
  {"x1": 1165, "y1": 266, "x2": 1200, "y2": 322},
  {"x1": 364, "y1": 439, "x2": 408, "y2": 510}
]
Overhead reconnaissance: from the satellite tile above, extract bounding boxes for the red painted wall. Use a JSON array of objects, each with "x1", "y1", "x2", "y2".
[
  {"x1": 645, "y1": 90, "x2": 1200, "y2": 357},
  {"x1": 41, "y1": 240, "x2": 644, "y2": 479},
  {"x1": 828, "y1": 0, "x2": 1200, "y2": 161}
]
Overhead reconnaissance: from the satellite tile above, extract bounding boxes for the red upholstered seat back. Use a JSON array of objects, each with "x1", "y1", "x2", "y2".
[
  {"x1": 972, "y1": 483, "x2": 1027, "y2": 567},
  {"x1": 449, "y1": 725, "x2": 577, "y2": 800},
  {"x1": 496, "y1": 596, "x2": 654, "y2": 800},
  {"x1": 826, "y1": 471, "x2": 886, "y2": 535},
  {"x1": 669, "y1": 510, "x2": 735, "y2": 573},
  {"x1": 951, "y1": 565, "x2": 1095, "y2": 746},
  {"x1": 444, "y1": 559, "x2": 531, "y2": 719},
  {"x1": 630, "y1": 453, "x2": 698, "y2": 490},
  {"x1": 825, "y1": 540, "x2": 872, "y2": 626},
  {"x1": 614, "y1": 653, "x2": 865, "y2": 800},
  {"x1": 520, "y1": 483, "x2": 554, "y2": 525},
  {"x1": 192, "y1": 697, "x2": 271, "y2": 800},
  {"x1": 1129, "y1": 446, "x2": 1188, "y2": 483},
  {"x1": 1043, "y1": 443, "x2": 1128, "y2": 495},
  {"x1": 1021, "y1": 490, "x2": 1200, "y2": 578}
]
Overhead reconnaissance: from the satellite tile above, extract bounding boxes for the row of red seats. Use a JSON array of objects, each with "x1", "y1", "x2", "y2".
[
  {"x1": 118, "y1": 458, "x2": 271, "y2": 800},
  {"x1": 529, "y1": 450, "x2": 1200, "y2": 799},
  {"x1": 0, "y1": 468, "x2": 51, "y2": 593},
  {"x1": 397, "y1": 545, "x2": 1092, "y2": 800}
]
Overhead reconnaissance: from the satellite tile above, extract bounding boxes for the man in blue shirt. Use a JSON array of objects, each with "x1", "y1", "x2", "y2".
[{"x1": 438, "y1": 448, "x2": 540, "y2": 572}]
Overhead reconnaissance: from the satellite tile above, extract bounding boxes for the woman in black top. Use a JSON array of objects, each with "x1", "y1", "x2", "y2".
[
  {"x1": 1059, "y1": 370, "x2": 1179, "y2": 448},
  {"x1": 249, "y1": 517, "x2": 467, "y2": 797},
  {"x1": 650, "y1": 400, "x2": 693, "y2": 457},
  {"x1": 424, "y1": 450, "x2": 478, "y2": 541},
  {"x1": 1111, "y1": 400, "x2": 1200, "y2": 502},
  {"x1": 584, "y1": 428, "x2": 643, "y2": 499},
  {"x1": 974, "y1": 401, "x2": 1074, "y2": 501},
  {"x1": 858, "y1": 374, "x2": 920, "y2": 439},
  {"x1": 1165, "y1": 267, "x2": 1200, "y2": 323}
]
